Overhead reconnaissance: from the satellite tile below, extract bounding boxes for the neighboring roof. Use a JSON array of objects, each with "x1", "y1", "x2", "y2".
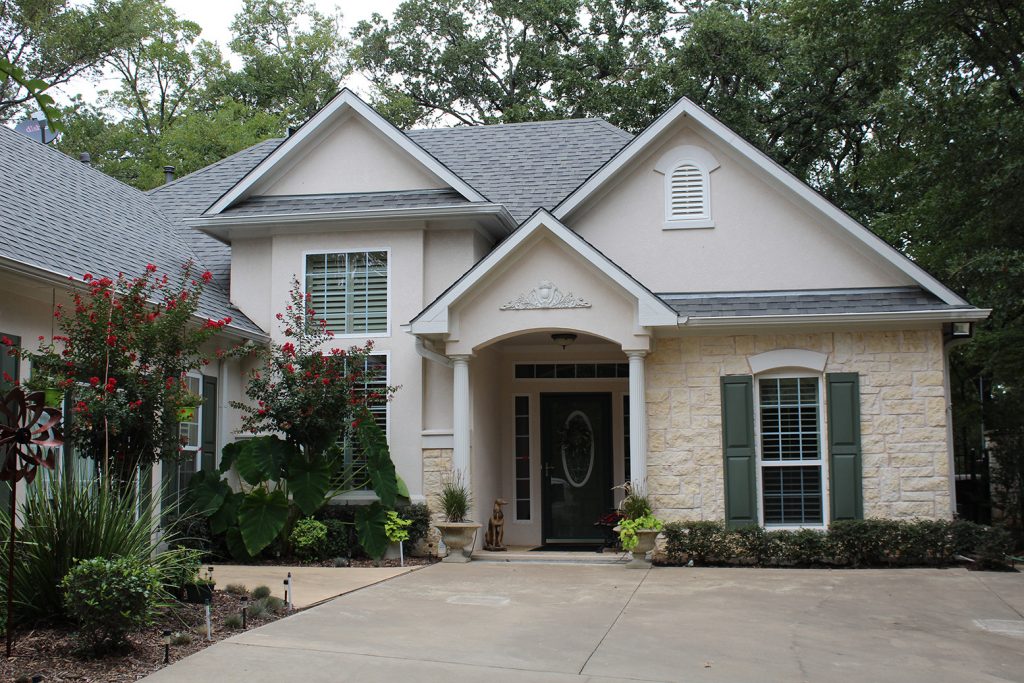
[
  {"x1": 408, "y1": 118, "x2": 631, "y2": 221},
  {"x1": 410, "y1": 209, "x2": 679, "y2": 333},
  {"x1": 149, "y1": 138, "x2": 282, "y2": 283},
  {"x1": 205, "y1": 89, "x2": 489, "y2": 215},
  {"x1": 552, "y1": 97, "x2": 970, "y2": 307},
  {"x1": 219, "y1": 188, "x2": 469, "y2": 218},
  {"x1": 661, "y1": 287, "x2": 986, "y2": 325},
  {"x1": 0, "y1": 125, "x2": 265, "y2": 338}
]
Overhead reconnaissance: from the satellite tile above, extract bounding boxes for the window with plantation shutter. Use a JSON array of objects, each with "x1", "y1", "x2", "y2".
[
  {"x1": 305, "y1": 251, "x2": 388, "y2": 335},
  {"x1": 669, "y1": 163, "x2": 708, "y2": 221}
]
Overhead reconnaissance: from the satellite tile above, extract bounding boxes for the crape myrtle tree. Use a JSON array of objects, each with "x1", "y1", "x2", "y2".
[
  {"x1": 189, "y1": 280, "x2": 400, "y2": 560},
  {"x1": 5, "y1": 262, "x2": 230, "y2": 487}
]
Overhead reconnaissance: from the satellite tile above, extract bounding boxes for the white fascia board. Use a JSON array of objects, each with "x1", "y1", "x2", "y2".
[
  {"x1": 682, "y1": 308, "x2": 991, "y2": 328},
  {"x1": 408, "y1": 209, "x2": 679, "y2": 334},
  {"x1": 205, "y1": 89, "x2": 487, "y2": 215},
  {"x1": 190, "y1": 203, "x2": 514, "y2": 230},
  {"x1": 554, "y1": 97, "x2": 970, "y2": 307}
]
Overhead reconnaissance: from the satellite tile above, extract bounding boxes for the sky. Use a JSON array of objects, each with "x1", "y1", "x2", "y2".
[{"x1": 54, "y1": 0, "x2": 404, "y2": 106}]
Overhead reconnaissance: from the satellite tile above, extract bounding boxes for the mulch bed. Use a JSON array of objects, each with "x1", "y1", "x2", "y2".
[
  {"x1": 1, "y1": 590, "x2": 290, "y2": 682},
  {"x1": 249, "y1": 555, "x2": 438, "y2": 569}
]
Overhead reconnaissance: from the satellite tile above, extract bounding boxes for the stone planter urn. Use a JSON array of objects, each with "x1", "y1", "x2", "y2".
[
  {"x1": 435, "y1": 522, "x2": 481, "y2": 563},
  {"x1": 616, "y1": 527, "x2": 661, "y2": 569}
]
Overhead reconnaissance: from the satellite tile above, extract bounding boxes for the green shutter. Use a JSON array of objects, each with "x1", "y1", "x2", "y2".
[
  {"x1": 827, "y1": 372, "x2": 863, "y2": 521},
  {"x1": 0, "y1": 333, "x2": 19, "y2": 510},
  {"x1": 201, "y1": 377, "x2": 217, "y2": 472},
  {"x1": 721, "y1": 375, "x2": 757, "y2": 529}
]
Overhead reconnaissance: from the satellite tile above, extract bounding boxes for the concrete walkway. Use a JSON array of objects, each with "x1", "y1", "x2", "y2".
[
  {"x1": 210, "y1": 564, "x2": 416, "y2": 608},
  {"x1": 144, "y1": 564, "x2": 1024, "y2": 682}
]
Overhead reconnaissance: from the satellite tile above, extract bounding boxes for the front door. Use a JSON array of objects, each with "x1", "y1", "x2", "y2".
[{"x1": 541, "y1": 393, "x2": 613, "y2": 544}]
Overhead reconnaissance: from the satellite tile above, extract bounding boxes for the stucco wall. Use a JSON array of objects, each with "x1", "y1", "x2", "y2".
[
  {"x1": 256, "y1": 112, "x2": 447, "y2": 196},
  {"x1": 568, "y1": 123, "x2": 914, "y2": 294},
  {"x1": 646, "y1": 328, "x2": 951, "y2": 522}
]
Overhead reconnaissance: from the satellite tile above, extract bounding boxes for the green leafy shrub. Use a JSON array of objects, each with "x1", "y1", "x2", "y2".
[
  {"x1": 290, "y1": 518, "x2": 329, "y2": 560},
  {"x1": 60, "y1": 557, "x2": 161, "y2": 653},
  {"x1": 395, "y1": 503, "x2": 431, "y2": 547},
  {"x1": 0, "y1": 477, "x2": 186, "y2": 621},
  {"x1": 661, "y1": 519, "x2": 1014, "y2": 569},
  {"x1": 385, "y1": 511, "x2": 412, "y2": 543},
  {"x1": 618, "y1": 514, "x2": 663, "y2": 551},
  {"x1": 322, "y1": 518, "x2": 351, "y2": 558},
  {"x1": 251, "y1": 585, "x2": 272, "y2": 600}
]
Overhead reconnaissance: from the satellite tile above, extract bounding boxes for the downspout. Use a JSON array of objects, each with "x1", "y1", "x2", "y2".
[
  {"x1": 415, "y1": 336, "x2": 453, "y2": 368},
  {"x1": 943, "y1": 335, "x2": 973, "y2": 518}
]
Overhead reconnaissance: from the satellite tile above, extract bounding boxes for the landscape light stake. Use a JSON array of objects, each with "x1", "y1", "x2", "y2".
[
  {"x1": 0, "y1": 386, "x2": 61, "y2": 658},
  {"x1": 162, "y1": 630, "x2": 171, "y2": 664},
  {"x1": 240, "y1": 595, "x2": 248, "y2": 630},
  {"x1": 205, "y1": 599, "x2": 212, "y2": 641}
]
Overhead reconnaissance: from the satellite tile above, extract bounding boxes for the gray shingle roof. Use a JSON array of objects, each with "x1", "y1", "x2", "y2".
[
  {"x1": 659, "y1": 287, "x2": 973, "y2": 318},
  {"x1": 0, "y1": 126, "x2": 265, "y2": 337},
  {"x1": 408, "y1": 119, "x2": 632, "y2": 221},
  {"x1": 148, "y1": 138, "x2": 282, "y2": 283},
  {"x1": 220, "y1": 188, "x2": 469, "y2": 217}
]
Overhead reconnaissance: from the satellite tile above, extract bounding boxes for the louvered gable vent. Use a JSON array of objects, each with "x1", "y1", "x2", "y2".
[{"x1": 669, "y1": 163, "x2": 707, "y2": 220}]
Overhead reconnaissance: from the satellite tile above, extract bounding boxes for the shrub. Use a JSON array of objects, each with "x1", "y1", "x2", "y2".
[
  {"x1": 170, "y1": 632, "x2": 193, "y2": 646},
  {"x1": 385, "y1": 511, "x2": 412, "y2": 543},
  {"x1": 251, "y1": 585, "x2": 272, "y2": 600},
  {"x1": 262, "y1": 595, "x2": 286, "y2": 614},
  {"x1": 61, "y1": 557, "x2": 162, "y2": 653},
  {"x1": 322, "y1": 518, "x2": 351, "y2": 558},
  {"x1": 290, "y1": 518, "x2": 329, "y2": 560},
  {"x1": 225, "y1": 583, "x2": 249, "y2": 596},
  {"x1": 246, "y1": 600, "x2": 268, "y2": 619},
  {"x1": 395, "y1": 503, "x2": 431, "y2": 548},
  {"x1": 224, "y1": 614, "x2": 243, "y2": 629},
  {"x1": 0, "y1": 477, "x2": 186, "y2": 621},
  {"x1": 661, "y1": 519, "x2": 1014, "y2": 569}
]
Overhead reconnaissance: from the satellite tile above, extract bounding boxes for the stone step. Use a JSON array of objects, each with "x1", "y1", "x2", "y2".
[{"x1": 472, "y1": 549, "x2": 629, "y2": 564}]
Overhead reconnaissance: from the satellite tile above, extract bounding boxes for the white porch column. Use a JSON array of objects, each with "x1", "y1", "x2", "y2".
[
  {"x1": 451, "y1": 354, "x2": 472, "y2": 479},
  {"x1": 627, "y1": 351, "x2": 647, "y2": 486}
]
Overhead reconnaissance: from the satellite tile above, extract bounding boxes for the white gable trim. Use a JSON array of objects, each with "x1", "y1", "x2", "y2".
[
  {"x1": 206, "y1": 89, "x2": 487, "y2": 215},
  {"x1": 409, "y1": 210, "x2": 679, "y2": 334},
  {"x1": 553, "y1": 97, "x2": 968, "y2": 306}
]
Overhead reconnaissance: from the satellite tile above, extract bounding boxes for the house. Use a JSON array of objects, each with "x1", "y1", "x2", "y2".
[{"x1": 0, "y1": 90, "x2": 988, "y2": 547}]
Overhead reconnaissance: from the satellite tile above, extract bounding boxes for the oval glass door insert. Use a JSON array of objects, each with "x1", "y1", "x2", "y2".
[{"x1": 560, "y1": 410, "x2": 595, "y2": 488}]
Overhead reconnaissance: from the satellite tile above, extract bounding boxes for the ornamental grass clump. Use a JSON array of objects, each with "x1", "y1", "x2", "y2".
[{"x1": 439, "y1": 471, "x2": 472, "y2": 522}]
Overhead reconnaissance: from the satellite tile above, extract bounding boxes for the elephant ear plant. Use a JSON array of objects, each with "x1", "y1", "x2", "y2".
[{"x1": 189, "y1": 280, "x2": 399, "y2": 560}]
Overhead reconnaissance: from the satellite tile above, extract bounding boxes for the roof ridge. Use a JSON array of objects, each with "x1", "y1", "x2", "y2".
[
  {"x1": 406, "y1": 117, "x2": 618, "y2": 132},
  {"x1": 147, "y1": 137, "x2": 284, "y2": 195}
]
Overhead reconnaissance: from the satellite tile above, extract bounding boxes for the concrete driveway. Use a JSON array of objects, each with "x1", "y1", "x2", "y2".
[{"x1": 143, "y1": 563, "x2": 1024, "y2": 682}]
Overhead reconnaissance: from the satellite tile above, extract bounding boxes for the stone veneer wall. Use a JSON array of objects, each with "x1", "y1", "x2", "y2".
[
  {"x1": 420, "y1": 448, "x2": 454, "y2": 554},
  {"x1": 646, "y1": 329, "x2": 951, "y2": 522}
]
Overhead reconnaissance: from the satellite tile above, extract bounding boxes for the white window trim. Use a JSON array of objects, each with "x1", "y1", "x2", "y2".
[
  {"x1": 753, "y1": 370, "x2": 830, "y2": 530},
  {"x1": 332, "y1": 350, "x2": 392, "y2": 503},
  {"x1": 653, "y1": 144, "x2": 720, "y2": 230},
  {"x1": 180, "y1": 372, "x2": 203, "y2": 471},
  {"x1": 300, "y1": 247, "x2": 392, "y2": 339}
]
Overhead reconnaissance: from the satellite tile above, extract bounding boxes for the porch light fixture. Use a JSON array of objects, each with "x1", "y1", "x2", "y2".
[
  {"x1": 951, "y1": 322, "x2": 972, "y2": 338},
  {"x1": 551, "y1": 333, "x2": 578, "y2": 350}
]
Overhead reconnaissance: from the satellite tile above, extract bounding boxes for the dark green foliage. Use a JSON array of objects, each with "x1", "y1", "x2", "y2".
[
  {"x1": 0, "y1": 477, "x2": 187, "y2": 621},
  {"x1": 661, "y1": 519, "x2": 1016, "y2": 570},
  {"x1": 395, "y1": 502, "x2": 431, "y2": 548},
  {"x1": 322, "y1": 518, "x2": 351, "y2": 558},
  {"x1": 290, "y1": 517, "x2": 328, "y2": 561},
  {"x1": 60, "y1": 556, "x2": 162, "y2": 653}
]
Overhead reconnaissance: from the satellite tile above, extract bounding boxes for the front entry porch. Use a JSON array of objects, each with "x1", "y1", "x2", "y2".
[{"x1": 448, "y1": 332, "x2": 648, "y2": 550}]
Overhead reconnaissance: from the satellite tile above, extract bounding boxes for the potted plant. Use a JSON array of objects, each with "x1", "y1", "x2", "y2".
[
  {"x1": 384, "y1": 510, "x2": 412, "y2": 565},
  {"x1": 614, "y1": 484, "x2": 663, "y2": 568},
  {"x1": 434, "y1": 471, "x2": 480, "y2": 563},
  {"x1": 23, "y1": 367, "x2": 68, "y2": 408},
  {"x1": 171, "y1": 549, "x2": 216, "y2": 603}
]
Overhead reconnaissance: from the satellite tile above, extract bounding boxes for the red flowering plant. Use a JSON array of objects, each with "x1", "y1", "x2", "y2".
[
  {"x1": 7, "y1": 262, "x2": 230, "y2": 487},
  {"x1": 189, "y1": 280, "x2": 400, "y2": 559}
]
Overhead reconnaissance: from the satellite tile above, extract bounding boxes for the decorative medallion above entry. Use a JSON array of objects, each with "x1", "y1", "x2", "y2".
[{"x1": 500, "y1": 280, "x2": 591, "y2": 310}]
